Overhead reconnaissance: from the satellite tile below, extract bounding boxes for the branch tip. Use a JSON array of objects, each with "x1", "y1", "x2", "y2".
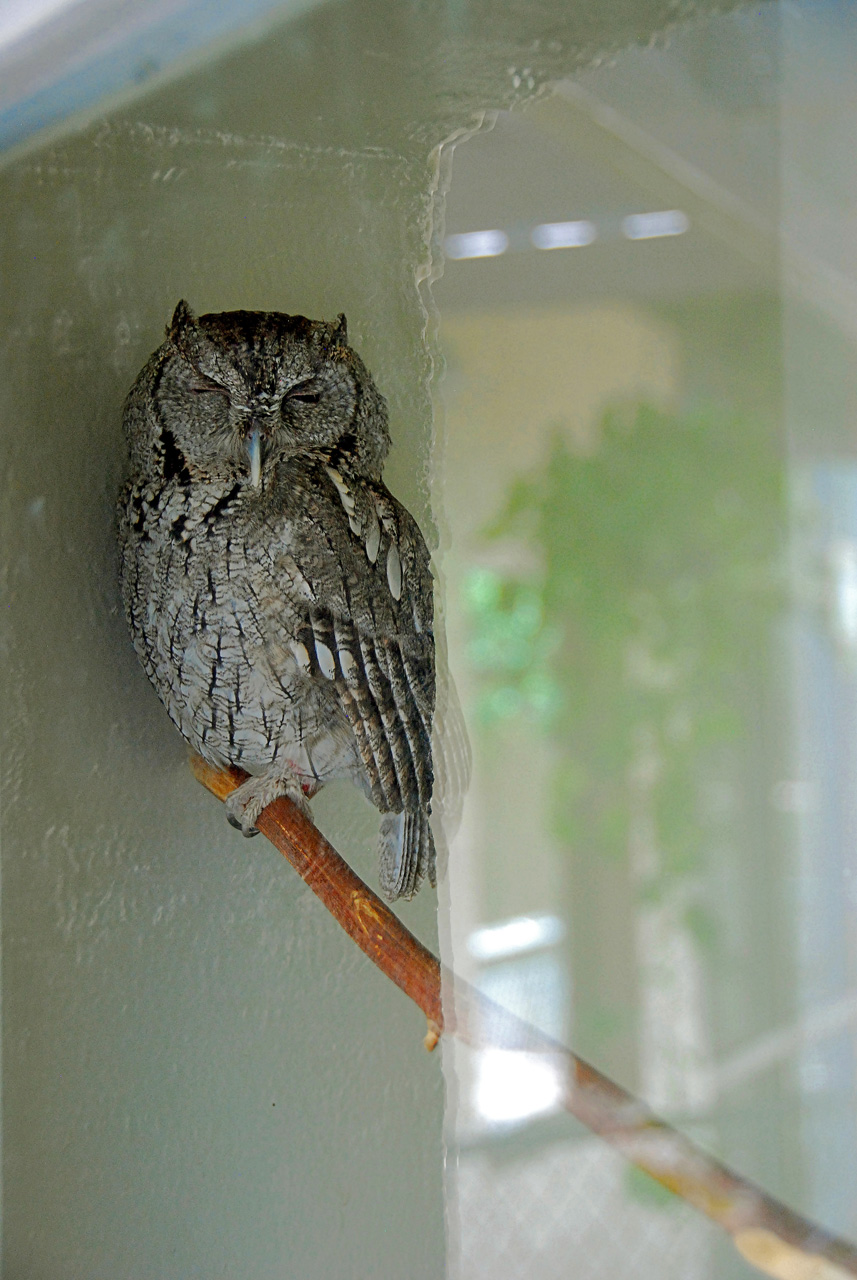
[{"x1": 424, "y1": 1019, "x2": 441, "y2": 1052}]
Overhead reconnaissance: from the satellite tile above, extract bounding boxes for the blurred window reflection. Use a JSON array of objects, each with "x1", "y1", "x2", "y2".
[
  {"x1": 436, "y1": 3, "x2": 857, "y2": 1275},
  {"x1": 468, "y1": 913, "x2": 566, "y2": 960},
  {"x1": 475, "y1": 1047, "x2": 564, "y2": 1125}
]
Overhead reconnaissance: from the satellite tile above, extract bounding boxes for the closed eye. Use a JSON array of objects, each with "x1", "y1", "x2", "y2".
[
  {"x1": 283, "y1": 381, "x2": 321, "y2": 408},
  {"x1": 190, "y1": 383, "x2": 229, "y2": 399}
]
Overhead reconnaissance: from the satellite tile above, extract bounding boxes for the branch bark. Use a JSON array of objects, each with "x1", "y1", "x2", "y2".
[{"x1": 192, "y1": 755, "x2": 857, "y2": 1280}]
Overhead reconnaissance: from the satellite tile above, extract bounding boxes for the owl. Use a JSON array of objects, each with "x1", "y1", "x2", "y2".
[{"x1": 118, "y1": 301, "x2": 436, "y2": 900}]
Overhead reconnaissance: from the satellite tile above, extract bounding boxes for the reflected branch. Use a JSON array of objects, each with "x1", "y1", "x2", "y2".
[{"x1": 191, "y1": 755, "x2": 857, "y2": 1280}]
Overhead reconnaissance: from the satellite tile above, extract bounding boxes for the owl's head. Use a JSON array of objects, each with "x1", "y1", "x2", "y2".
[{"x1": 133, "y1": 301, "x2": 391, "y2": 487}]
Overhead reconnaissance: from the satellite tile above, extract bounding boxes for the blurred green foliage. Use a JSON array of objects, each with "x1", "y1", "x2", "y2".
[
  {"x1": 462, "y1": 402, "x2": 787, "y2": 910},
  {"x1": 624, "y1": 1163, "x2": 681, "y2": 1210}
]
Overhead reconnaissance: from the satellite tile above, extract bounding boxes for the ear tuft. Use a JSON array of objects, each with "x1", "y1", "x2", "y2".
[
  {"x1": 331, "y1": 312, "x2": 348, "y2": 345},
  {"x1": 168, "y1": 299, "x2": 196, "y2": 344}
]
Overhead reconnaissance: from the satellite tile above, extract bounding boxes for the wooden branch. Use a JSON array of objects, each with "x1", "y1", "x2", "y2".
[{"x1": 192, "y1": 755, "x2": 857, "y2": 1280}]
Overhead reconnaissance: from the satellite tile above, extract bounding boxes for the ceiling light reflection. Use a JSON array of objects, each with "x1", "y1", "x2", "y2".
[
  {"x1": 531, "y1": 219, "x2": 596, "y2": 249},
  {"x1": 444, "y1": 229, "x2": 509, "y2": 259},
  {"x1": 622, "y1": 209, "x2": 689, "y2": 240}
]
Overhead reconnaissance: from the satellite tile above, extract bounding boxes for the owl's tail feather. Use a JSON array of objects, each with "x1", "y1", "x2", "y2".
[{"x1": 378, "y1": 809, "x2": 436, "y2": 902}]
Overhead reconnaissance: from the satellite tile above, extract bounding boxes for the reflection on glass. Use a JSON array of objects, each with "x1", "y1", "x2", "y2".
[
  {"x1": 474, "y1": 1048, "x2": 564, "y2": 1125},
  {"x1": 436, "y1": 3, "x2": 857, "y2": 1275},
  {"x1": 622, "y1": 209, "x2": 690, "y2": 240},
  {"x1": 445, "y1": 229, "x2": 510, "y2": 259},
  {"x1": 531, "y1": 219, "x2": 597, "y2": 250},
  {"x1": 468, "y1": 913, "x2": 566, "y2": 960}
]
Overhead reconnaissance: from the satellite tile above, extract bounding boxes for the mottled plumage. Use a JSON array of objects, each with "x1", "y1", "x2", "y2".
[{"x1": 118, "y1": 301, "x2": 436, "y2": 899}]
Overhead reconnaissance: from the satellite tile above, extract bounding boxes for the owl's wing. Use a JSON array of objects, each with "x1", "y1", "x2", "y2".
[{"x1": 270, "y1": 466, "x2": 435, "y2": 820}]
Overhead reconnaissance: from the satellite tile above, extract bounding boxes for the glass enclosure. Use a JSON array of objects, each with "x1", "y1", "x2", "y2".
[{"x1": 2, "y1": 1, "x2": 857, "y2": 1276}]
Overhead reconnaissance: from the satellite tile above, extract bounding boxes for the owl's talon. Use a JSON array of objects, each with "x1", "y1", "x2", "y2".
[
  {"x1": 224, "y1": 787, "x2": 264, "y2": 836},
  {"x1": 226, "y1": 810, "x2": 259, "y2": 837}
]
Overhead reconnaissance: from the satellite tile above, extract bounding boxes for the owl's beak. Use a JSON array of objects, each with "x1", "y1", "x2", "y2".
[{"x1": 247, "y1": 428, "x2": 262, "y2": 488}]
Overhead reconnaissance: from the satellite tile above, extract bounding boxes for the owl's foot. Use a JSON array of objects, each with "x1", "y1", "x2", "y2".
[{"x1": 225, "y1": 770, "x2": 313, "y2": 836}]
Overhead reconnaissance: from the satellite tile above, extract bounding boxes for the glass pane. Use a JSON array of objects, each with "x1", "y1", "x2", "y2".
[{"x1": 436, "y1": 5, "x2": 857, "y2": 1276}]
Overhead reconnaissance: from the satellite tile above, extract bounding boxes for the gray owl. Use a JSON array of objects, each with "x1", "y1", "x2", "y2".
[{"x1": 118, "y1": 301, "x2": 436, "y2": 900}]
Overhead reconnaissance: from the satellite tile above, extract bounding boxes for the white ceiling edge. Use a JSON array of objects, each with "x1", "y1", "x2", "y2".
[
  {"x1": 0, "y1": 0, "x2": 90, "y2": 52},
  {"x1": 0, "y1": 0, "x2": 331, "y2": 159}
]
